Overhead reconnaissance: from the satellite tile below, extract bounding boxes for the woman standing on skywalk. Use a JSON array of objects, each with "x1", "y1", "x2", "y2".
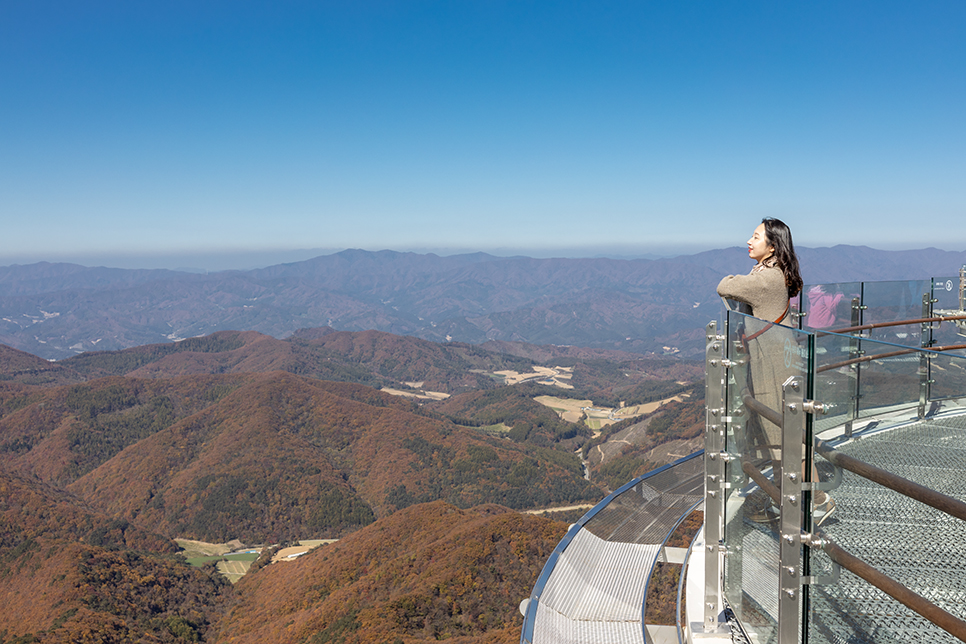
[{"x1": 717, "y1": 218, "x2": 834, "y2": 526}]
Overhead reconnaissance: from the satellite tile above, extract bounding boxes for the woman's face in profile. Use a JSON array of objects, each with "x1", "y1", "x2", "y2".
[{"x1": 747, "y1": 223, "x2": 775, "y2": 264}]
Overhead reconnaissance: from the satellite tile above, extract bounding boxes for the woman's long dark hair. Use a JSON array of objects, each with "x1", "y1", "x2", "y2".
[{"x1": 762, "y1": 217, "x2": 803, "y2": 297}]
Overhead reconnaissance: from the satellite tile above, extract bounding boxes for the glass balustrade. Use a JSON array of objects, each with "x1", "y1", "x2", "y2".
[
  {"x1": 525, "y1": 273, "x2": 966, "y2": 644},
  {"x1": 719, "y1": 309, "x2": 812, "y2": 644},
  {"x1": 804, "y1": 333, "x2": 966, "y2": 643},
  {"x1": 715, "y1": 273, "x2": 966, "y2": 644}
]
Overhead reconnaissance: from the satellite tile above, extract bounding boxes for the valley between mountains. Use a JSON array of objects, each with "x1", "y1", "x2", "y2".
[{"x1": 0, "y1": 326, "x2": 702, "y2": 643}]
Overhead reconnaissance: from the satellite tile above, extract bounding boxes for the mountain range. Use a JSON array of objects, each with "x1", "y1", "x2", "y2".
[
  {"x1": 4, "y1": 245, "x2": 964, "y2": 361},
  {"x1": 0, "y1": 304, "x2": 718, "y2": 643}
]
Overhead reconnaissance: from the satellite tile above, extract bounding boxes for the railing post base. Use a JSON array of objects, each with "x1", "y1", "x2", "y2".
[{"x1": 690, "y1": 622, "x2": 731, "y2": 642}]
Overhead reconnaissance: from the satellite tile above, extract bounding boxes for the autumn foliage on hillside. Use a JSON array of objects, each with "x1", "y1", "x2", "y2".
[
  {"x1": 1, "y1": 371, "x2": 601, "y2": 544},
  {"x1": 0, "y1": 466, "x2": 230, "y2": 642},
  {"x1": 57, "y1": 328, "x2": 537, "y2": 394},
  {"x1": 0, "y1": 326, "x2": 706, "y2": 643},
  {"x1": 289, "y1": 329, "x2": 536, "y2": 392},
  {"x1": 0, "y1": 343, "x2": 84, "y2": 387},
  {"x1": 214, "y1": 502, "x2": 568, "y2": 644}
]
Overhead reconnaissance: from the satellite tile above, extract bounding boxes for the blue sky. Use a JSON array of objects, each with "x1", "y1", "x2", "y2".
[{"x1": 2, "y1": 1, "x2": 964, "y2": 269}]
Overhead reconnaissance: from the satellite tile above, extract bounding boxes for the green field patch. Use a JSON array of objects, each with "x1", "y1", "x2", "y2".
[
  {"x1": 479, "y1": 422, "x2": 510, "y2": 435},
  {"x1": 185, "y1": 551, "x2": 260, "y2": 568}
]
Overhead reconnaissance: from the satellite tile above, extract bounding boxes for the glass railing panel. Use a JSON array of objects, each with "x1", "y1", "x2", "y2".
[
  {"x1": 932, "y1": 276, "x2": 966, "y2": 353},
  {"x1": 924, "y1": 347, "x2": 966, "y2": 406},
  {"x1": 860, "y1": 279, "x2": 934, "y2": 347},
  {"x1": 801, "y1": 282, "x2": 861, "y2": 331},
  {"x1": 721, "y1": 309, "x2": 811, "y2": 644},
  {"x1": 812, "y1": 332, "x2": 945, "y2": 441},
  {"x1": 811, "y1": 330, "x2": 858, "y2": 435},
  {"x1": 580, "y1": 452, "x2": 705, "y2": 544},
  {"x1": 847, "y1": 337, "x2": 921, "y2": 418}
]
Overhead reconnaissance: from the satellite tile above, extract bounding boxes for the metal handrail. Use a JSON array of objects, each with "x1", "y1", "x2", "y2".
[
  {"x1": 821, "y1": 539, "x2": 966, "y2": 642},
  {"x1": 741, "y1": 388, "x2": 782, "y2": 427},
  {"x1": 825, "y1": 313, "x2": 966, "y2": 335},
  {"x1": 814, "y1": 440, "x2": 966, "y2": 523},
  {"x1": 817, "y1": 343, "x2": 966, "y2": 373}
]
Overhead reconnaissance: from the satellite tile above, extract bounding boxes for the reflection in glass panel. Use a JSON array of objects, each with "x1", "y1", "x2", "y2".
[
  {"x1": 721, "y1": 310, "x2": 811, "y2": 644},
  {"x1": 802, "y1": 282, "x2": 861, "y2": 331},
  {"x1": 861, "y1": 280, "x2": 933, "y2": 347}
]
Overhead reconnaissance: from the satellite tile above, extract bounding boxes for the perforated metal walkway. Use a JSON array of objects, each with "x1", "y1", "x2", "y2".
[
  {"x1": 806, "y1": 412, "x2": 966, "y2": 644},
  {"x1": 521, "y1": 452, "x2": 705, "y2": 644}
]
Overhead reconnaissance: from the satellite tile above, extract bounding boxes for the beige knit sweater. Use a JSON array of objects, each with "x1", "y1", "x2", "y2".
[{"x1": 716, "y1": 264, "x2": 789, "y2": 323}]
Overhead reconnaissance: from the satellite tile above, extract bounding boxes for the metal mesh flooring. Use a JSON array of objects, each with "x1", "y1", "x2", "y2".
[{"x1": 805, "y1": 412, "x2": 966, "y2": 644}]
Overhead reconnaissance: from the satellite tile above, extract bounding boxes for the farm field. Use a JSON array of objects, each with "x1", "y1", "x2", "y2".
[
  {"x1": 381, "y1": 386, "x2": 450, "y2": 400},
  {"x1": 534, "y1": 394, "x2": 686, "y2": 429},
  {"x1": 176, "y1": 538, "x2": 247, "y2": 559},
  {"x1": 177, "y1": 538, "x2": 263, "y2": 583},
  {"x1": 216, "y1": 553, "x2": 261, "y2": 583},
  {"x1": 272, "y1": 539, "x2": 338, "y2": 563},
  {"x1": 494, "y1": 365, "x2": 574, "y2": 388}
]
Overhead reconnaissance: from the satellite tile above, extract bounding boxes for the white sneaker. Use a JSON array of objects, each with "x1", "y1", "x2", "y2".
[{"x1": 813, "y1": 497, "x2": 836, "y2": 527}]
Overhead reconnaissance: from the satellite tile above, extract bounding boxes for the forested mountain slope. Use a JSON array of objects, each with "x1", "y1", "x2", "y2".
[
  {"x1": 0, "y1": 373, "x2": 601, "y2": 544},
  {"x1": 213, "y1": 501, "x2": 566, "y2": 644}
]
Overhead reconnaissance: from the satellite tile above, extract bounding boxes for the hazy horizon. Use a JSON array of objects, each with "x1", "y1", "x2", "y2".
[
  {"x1": 3, "y1": 2, "x2": 964, "y2": 262},
  {"x1": 3, "y1": 240, "x2": 964, "y2": 273}
]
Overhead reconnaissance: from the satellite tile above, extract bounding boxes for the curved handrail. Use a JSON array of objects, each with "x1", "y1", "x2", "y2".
[
  {"x1": 817, "y1": 343, "x2": 966, "y2": 373},
  {"x1": 820, "y1": 538, "x2": 966, "y2": 641},
  {"x1": 520, "y1": 450, "x2": 705, "y2": 644},
  {"x1": 575, "y1": 450, "x2": 704, "y2": 528},
  {"x1": 815, "y1": 439, "x2": 966, "y2": 523},
  {"x1": 640, "y1": 498, "x2": 703, "y2": 639}
]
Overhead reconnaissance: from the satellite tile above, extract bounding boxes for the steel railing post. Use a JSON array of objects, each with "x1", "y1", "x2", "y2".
[
  {"x1": 779, "y1": 375, "x2": 806, "y2": 644},
  {"x1": 846, "y1": 292, "x2": 865, "y2": 437},
  {"x1": 920, "y1": 291, "x2": 936, "y2": 418},
  {"x1": 703, "y1": 320, "x2": 727, "y2": 631}
]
